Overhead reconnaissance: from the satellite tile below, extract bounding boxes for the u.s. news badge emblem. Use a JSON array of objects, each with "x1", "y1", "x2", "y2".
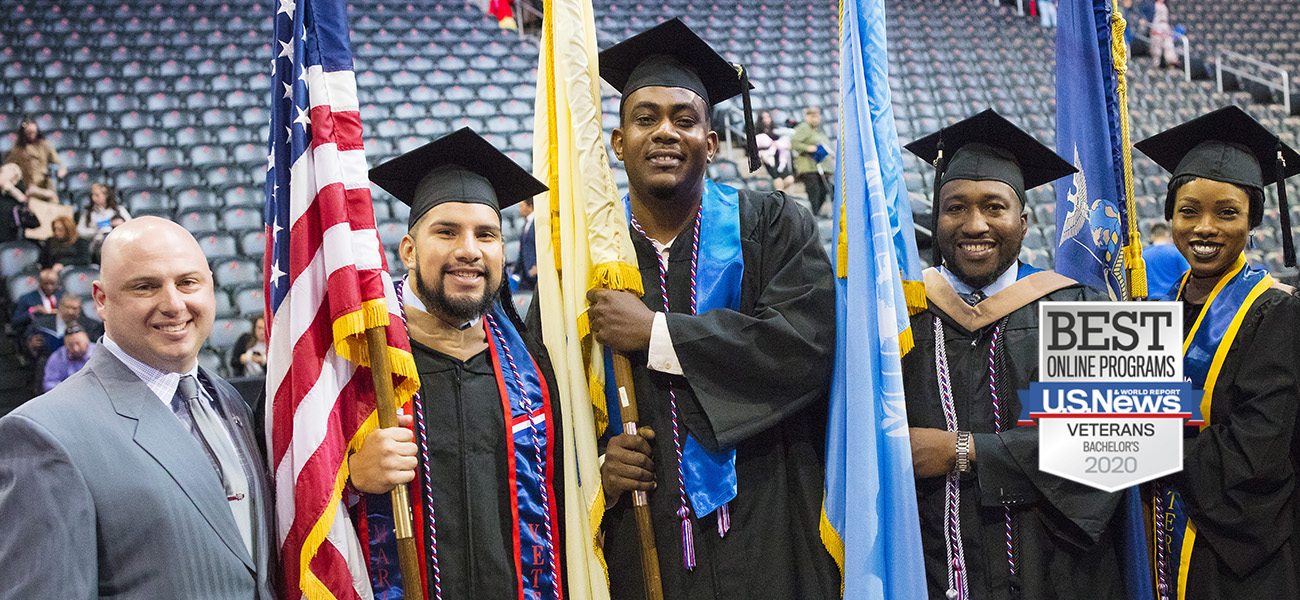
[{"x1": 1019, "y1": 302, "x2": 1200, "y2": 492}]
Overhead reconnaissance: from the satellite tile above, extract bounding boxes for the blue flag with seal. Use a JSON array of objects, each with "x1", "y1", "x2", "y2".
[
  {"x1": 1055, "y1": 1, "x2": 1153, "y2": 598},
  {"x1": 821, "y1": 0, "x2": 927, "y2": 596},
  {"x1": 1055, "y1": 0, "x2": 1129, "y2": 300}
]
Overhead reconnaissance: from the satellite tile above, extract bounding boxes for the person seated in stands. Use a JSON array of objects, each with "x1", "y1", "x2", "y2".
[
  {"x1": 40, "y1": 216, "x2": 93, "y2": 271},
  {"x1": 25, "y1": 294, "x2": 103, "y2": 394},
  {"x1": 3, "y1": 119, "x2": 62, "y2": 204},
  {"x1": 0, "y1": 162, "x2": 33, "y2": 243},
  {"x1": 228, "y1": 315, "x2": 267, "y2": 378},
  {"x1": 42, "y1": 324, "x2": 95, "y2": 392},
  {"x1": 91, "y1": 216, "x2": 128, "y2": 264},
  {"x1": 1143, "y1": 221, "x2": 1189, "y2": 297},
  {"x1": 12, "y1": 267, "x2": 60, "y2": 330},
  {"x1": 76, "y1": 183, "x2": 131, "y2": 244},
  {"x1": 26, "y1": 294, "x2": 104, "y2": 363},
  {"x1": 756, "y1": 110, "x2": 794, "y2": 191}
]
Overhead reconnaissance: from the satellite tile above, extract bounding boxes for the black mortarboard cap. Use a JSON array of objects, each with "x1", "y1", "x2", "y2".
[
  {"x1": 369, "y1": 128, "x2": 548, "y2": 230},
  {"x1": 905, "y1": 109, "x2": 1076, "y2": 265},
  {"x1": 1134, "y1": 105, "x2": 1300, "y2": 266},
  {"x1": 599, "y1": 18, "x2": 761, "y2": 172}
]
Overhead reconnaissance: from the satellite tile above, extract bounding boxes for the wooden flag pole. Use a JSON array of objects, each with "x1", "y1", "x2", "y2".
[
  {"x1": 365, "y1": 325, "x2": 425, "y2": 600},
  {"x1": 611, "y1": 352, "x2": 664, "y2": 600}
]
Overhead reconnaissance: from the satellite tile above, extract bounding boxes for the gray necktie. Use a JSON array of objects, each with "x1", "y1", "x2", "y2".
[
  {"x1": 176, "y1": 374, "x2": 254, "y2": 555},
  {"x1": 962, "y1": 290, "x2": 987, "y2": 306}
]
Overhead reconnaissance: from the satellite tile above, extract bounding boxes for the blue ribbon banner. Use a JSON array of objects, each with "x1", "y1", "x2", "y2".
[{"x1": 1017, "y1": 381, "x2": 1201, "y2": 425}]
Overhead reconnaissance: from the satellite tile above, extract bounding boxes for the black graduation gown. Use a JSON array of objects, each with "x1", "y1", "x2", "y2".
[
  {"x1": 407, "y1": 311, "x2": 566, "y2": 600},
  {"x1": 903, "y1": 280, "x2": 1132, "y2": 600},
  {"x1": 602, "y1": 189, "x2": 841, "y2": 600},
  {"x1": 1165, "y1": 288, "x2": 1300, "y2": 599}
]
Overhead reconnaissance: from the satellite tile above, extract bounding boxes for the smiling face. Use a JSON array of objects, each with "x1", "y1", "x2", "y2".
[
  {"x1": 936, "y1": 178, "x2": 1028, "y2": 289},
  {"x1": 611, "y1": 86, "x2": 718, "y2": 202},
  {"x1": 93, "y1": 217, "x2": 215, "y2": 373},
  {"x1": 1171, "y1": 177, "x2": 1251, "y2": 281},
  {"x1": 400, "y1": 202, "x2": 505, "y2": 323}
]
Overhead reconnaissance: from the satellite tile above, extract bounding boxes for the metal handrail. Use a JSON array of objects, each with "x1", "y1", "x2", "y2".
[
  {"x1": 1215, "y1": 48, "x2": 1291, "y2": 114},
  {"x1": 1128, "y1": 28, "x2": 1192, "y2": 82},
  {"x1": 512, "y1": 0, "x2": 542, "y2": 42}
]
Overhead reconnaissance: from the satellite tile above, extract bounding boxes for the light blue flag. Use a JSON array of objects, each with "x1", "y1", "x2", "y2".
[{"x1": 821, "y1": 0, "x2": 927, "y2": 597}]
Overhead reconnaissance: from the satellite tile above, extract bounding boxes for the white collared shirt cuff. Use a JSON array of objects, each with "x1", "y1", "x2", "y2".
[{"x1": 647, "y1": 312, "x2": 684, "y2": 375}]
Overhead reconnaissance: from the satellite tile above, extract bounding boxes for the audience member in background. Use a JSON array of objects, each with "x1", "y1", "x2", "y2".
[
  {"x1": 3, "y1": 119, "x2": 63, "y2": 202},
  {"x1": 76, "y1": 183, "x2": 131, "y2": 242},
  {"x1": 756, "y1": 110, "x2": 794, "y2": 191},
  {"x1": 1038, "y1": 0, "x2": 1058, "y2": 26},
  {"x1": 792, "y1": 106, "x2": 834, "y2": 216},
  {"x1": 42, "y1": 324, "x2": 94, "y2": 392},
  {"x1": 26, "y1": 294, "x2": 103, "y2": 362},
  {"x1": 512, "y1": 197, "x2": 537, "y2": 291},
  {"x1": 11, "y1": 267, "x2": 60, "y2": 330},
  {"x1": 25, "y1": 294, "x2": 102, "y2": 394},
  {"x1": 91, "y1": 215, "x2": 128, "y2": 264},
  {"x1": 1149, "y1": 0, "x2": 1179, "y2": 69},
  {"x1": 228, "y1": 315, "x2": 267, "y2": 378},
  {"x1": 1143, "y1": 221, "x2": 1189, "y2": 297},
  {"x1": 39, "y1": 215, "x2": 92, "y2": 271},
  {"x1": 0, "y1": 162, "x2": 35, "y2": 243}
]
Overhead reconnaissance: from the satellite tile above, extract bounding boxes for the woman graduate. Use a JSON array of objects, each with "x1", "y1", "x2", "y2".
[{"x1": 1135, "y1": 105, "x2": 1300, "y2": 600}]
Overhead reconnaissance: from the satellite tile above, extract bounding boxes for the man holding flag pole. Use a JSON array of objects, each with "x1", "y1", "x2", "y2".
[{"x1": 585, "y1": 18, "x2": 841, "y2": 600}]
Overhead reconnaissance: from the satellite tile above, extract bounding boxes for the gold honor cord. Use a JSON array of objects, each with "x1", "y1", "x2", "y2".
[{"x1": 1111, "y1": 0, "x2": 1148, "y2": 300}]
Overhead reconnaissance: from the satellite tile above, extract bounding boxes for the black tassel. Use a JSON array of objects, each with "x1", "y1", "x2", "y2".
[
  {"x1": 1277, "y1": 143, "x2": 1295, "y2": 267},
  {"x1": 931, "y1": 134, "x2": 946, "y2": 267},
  {"x1": 737, "y1": 65, "x2": 760, "y2": 173}
]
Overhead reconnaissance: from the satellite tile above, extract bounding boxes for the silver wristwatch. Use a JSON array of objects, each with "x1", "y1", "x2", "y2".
[{"x1": 954, "y1": 431, "x2": 972, "y2": 473}]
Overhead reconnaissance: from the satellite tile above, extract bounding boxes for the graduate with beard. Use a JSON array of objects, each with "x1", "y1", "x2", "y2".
[
  {"x1": 579, "y1": 19, "x2": 840, "y2": 600},
  {"x1": 1135, "y1": 106, "x2": 1300, "y2": 600},
  {"x1": 901, "y1": 110, "x2": 1135, "y2": 600},
  {"x1": 351, "y1": 128, "x2": 566, "y2": 600}
]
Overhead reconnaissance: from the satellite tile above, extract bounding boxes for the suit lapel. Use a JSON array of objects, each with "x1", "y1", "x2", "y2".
[{"x1": 93, "y1": 351, "x2": 256, "y2": 571}]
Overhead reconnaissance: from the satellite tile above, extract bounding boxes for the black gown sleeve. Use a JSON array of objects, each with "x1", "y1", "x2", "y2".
[
  {"x1": 1174, "y1": 291, "x2": 1300, "y2": 578},
  {"x1": 664, "y1": 191, "x2": 835, "y2": 450}
]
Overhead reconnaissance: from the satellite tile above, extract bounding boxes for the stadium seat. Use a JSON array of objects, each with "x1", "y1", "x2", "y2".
[
  {"x1": 214, "y1": 259, "x2": 262, "y2": 288},
  {"x1": 240, "y1": 230, "x2": 268, "y2": 258},
  {"x1": 174, "y1": 187, "x2": 221, "y2": 211},
  {"x1": 0, "y1": 241, "x2": 41, "y2": 280},
  {"x1": 232, "y1": 286, "x2": 266, "y2": 317},
  {"x1": 209, "y1": 318, "x2": 252, "y2": 351},
  {"x1": 7, "y1": 273, "x2": 39, "y2": 304},
  {"x1": 196, "y1": 233, "x2": 239, "y2": 260},
  {"x1": 60, "y1": 266, "x2": 98, "y2": 298},
  {"x1": 222, "y1": 206, "x2": 263, "y2": 231},
  {"x1": 177, "y1": 208, "x2": 222, "y2": 234}
]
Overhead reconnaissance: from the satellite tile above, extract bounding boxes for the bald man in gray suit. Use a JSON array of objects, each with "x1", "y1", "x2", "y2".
[{"x1": 0, "y1": 217, "x2": 278, "y2": 598}]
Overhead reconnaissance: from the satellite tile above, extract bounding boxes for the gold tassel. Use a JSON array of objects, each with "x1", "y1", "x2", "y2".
[
  {"x1": 819, "y1": 500, "x2": 847, "y2": 596},
  {"x1": 589, "y1": 261, "x2": 644, "y2": 296},
  {"x1": 836, "y1": 199, "x2": 848, "y2": 279},
  {"x1": 897, "y1": 325, "x2": 915, "y2": 358},
  {"x1": 589, "y1": 484, "x2": 611, "y2": 585},
  {"x1": 902, "y1": 279, "x2": 928, "y2": 315}
]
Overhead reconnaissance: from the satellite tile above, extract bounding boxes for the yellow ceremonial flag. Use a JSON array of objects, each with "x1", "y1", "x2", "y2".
[{"x1": 532, "y1": 0, "x2": 642, "y2": 594}]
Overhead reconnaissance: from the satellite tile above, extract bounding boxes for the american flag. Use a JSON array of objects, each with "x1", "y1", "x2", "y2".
[{"x1": 264, "y1": 0, "x2": 420, "y2": 598}]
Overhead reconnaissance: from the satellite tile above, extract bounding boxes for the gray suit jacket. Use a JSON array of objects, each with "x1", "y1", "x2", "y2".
[{"x1": 0, "y1": 347, "x2": 278, "y2": 599}]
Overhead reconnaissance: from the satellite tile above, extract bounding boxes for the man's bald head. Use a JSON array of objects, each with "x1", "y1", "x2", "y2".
[{"x1": 93, "y1": 216, "x2": 216, "y2": 374}]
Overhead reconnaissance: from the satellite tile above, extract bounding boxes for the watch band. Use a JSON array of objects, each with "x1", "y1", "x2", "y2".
[{"x1": 954, "y1": 430, "x2": 972, "y2": 473}]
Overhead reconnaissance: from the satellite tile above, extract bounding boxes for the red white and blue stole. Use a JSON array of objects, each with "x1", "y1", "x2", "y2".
[
  {"x1": 1154, "y1": 254, "x2": 1273, "y2": 600},
  {"x1": 484, "y1": 305, "x2": 563, "y2": 600}
]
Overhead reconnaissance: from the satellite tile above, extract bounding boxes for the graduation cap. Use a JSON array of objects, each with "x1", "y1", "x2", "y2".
[
  {"x1": 1134, "y1": 105, "x2": 1300, "y2": 266},
  {"x1": 368, "y1": 128, "x2": 548, "y2": 230},
  {"x1": 905, "y1": 109, "x2": 1076, "y2": 266},
  {"x1": 599, "y1": 17, "x2": 760, "y2": 172}
]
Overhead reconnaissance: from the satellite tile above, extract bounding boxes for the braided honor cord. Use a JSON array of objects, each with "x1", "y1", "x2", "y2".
[
  {"x1": 933, "y1": 316, "x2": 970, "y2": 600},
  {"x1": 629, "y1": 211, "x2": 706, "y2": 569}
]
